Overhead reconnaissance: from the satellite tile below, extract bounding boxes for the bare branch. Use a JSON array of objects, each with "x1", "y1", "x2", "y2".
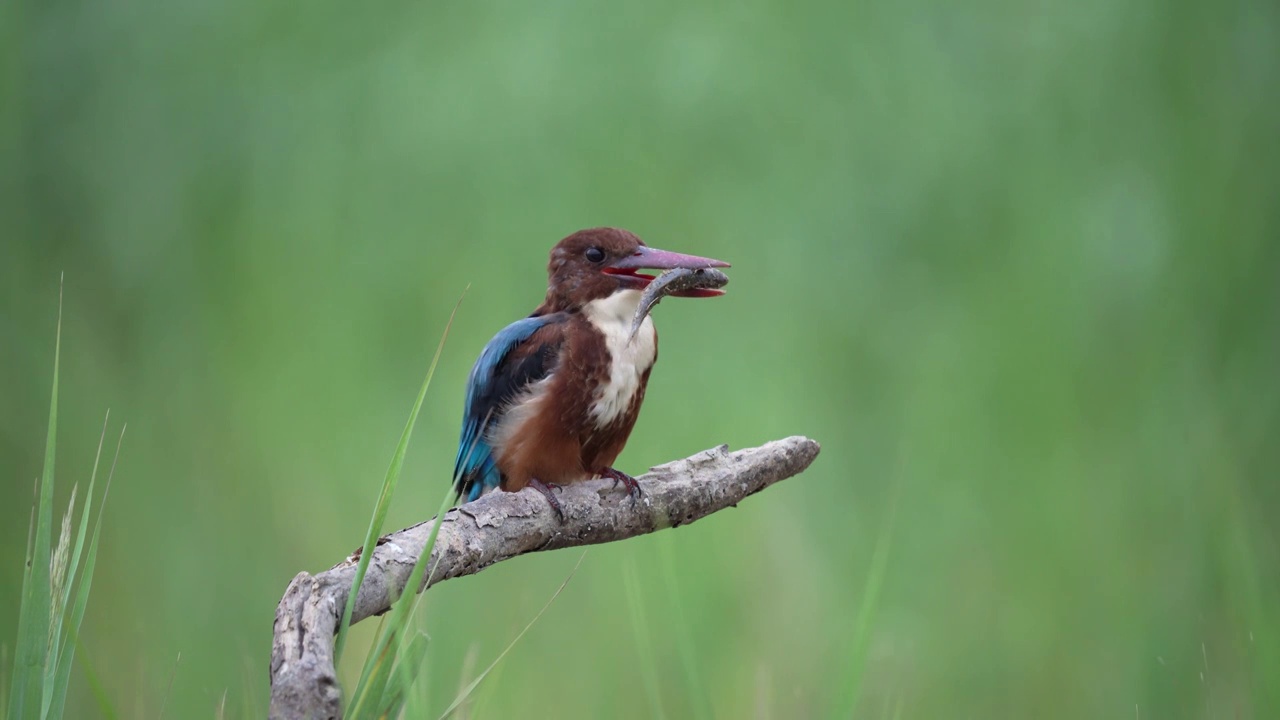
[{"x1": 268, "y1": 435, "x2": 821, "y2": 720}]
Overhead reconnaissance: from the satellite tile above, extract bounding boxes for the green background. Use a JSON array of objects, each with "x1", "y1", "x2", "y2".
[{"x1": 3, "y1": 0, "x2": 1279, "y2": 717}]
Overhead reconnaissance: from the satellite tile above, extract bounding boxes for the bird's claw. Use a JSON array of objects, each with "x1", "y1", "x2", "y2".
[
  {"x1": 601, "y1": 467, "x2": 643, "y2": 501},
  {"x1": 528, "y1": 478, "x2": 565, "y2": 523}
]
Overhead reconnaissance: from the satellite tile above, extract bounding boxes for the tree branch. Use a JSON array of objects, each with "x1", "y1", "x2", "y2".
[{"x1": 268, "y1": 435, "x2": 821, "y2": 720}]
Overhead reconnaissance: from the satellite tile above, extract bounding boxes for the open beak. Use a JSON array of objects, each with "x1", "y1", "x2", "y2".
[{"x1": 603, "y1": 246, "x2": 731, "y2": 297}]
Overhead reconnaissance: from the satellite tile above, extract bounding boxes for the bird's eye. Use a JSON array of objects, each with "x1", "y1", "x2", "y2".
[{"x1": 585, "y1": 247, "x2": 606, "y2": 263}]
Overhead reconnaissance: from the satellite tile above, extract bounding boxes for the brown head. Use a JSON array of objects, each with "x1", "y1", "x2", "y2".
[{"x1": 542, "y1": 227, "x2": 730, "y2": 312}]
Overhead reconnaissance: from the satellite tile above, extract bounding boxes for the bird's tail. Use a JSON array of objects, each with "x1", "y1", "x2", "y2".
[{"x1": 453, "y1": 410, "x2": 498, "y2": 503}]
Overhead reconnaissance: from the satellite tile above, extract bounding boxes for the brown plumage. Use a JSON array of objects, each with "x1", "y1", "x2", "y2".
[{"x1": 490, "y1": 315, "x2": 656, "y2": 492}]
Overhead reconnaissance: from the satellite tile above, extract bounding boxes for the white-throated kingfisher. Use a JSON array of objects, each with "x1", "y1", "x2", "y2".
[{"x1": 452, "y1": 227, "x2": 730, "y2": 519}]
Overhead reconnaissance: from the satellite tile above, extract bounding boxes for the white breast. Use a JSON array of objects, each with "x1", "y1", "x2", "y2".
[{"x1": 583, "y1": 290, "x2": 657, "y2": 429}]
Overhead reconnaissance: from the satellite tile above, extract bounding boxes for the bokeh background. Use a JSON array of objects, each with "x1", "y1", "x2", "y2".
[{"x1": 3, "y1": 0, "x2": 1279, "y2": 717}]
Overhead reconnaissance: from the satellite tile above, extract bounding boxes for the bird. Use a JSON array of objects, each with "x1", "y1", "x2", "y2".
[{"x1": 452, "y1": 227, "x2": 730, "y2": 519}]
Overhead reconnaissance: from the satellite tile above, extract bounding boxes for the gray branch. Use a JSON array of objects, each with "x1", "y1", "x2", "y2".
[{"x1": 268, "y1": 435, "x2": 821, "y2": 720}]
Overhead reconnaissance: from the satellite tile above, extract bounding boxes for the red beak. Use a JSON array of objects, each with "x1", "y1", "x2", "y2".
[{"x1": 603, "y1": 246, "x2": 731, "y2": 297}]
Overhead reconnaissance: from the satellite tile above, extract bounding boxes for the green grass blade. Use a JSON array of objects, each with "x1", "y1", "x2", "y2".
[
  {"x1": 347, "y1": 599, "x2": 393, "y2": 709},
  {"x1": 9, "y1": 276, "x2": 62, "y2": 720},
  {"x1": 1, "y1": 645, "x2": 9, "y2": 710},
  {"x1": 404, "y1": 640, "x2": 446, "y2": 720},
  {"x1": 658, "y1": 538, "x2": 711, "y2": 720},
  {"x1": 386, "y1": 485, "x2": 456, "y2": 654},
  {"x1": 39, "y1": 484, "x2": 76, "y2": 719},
  {"x1": 7, "y1": 500, "x2": 34, "y2": 717},
  {"x1": 624, "y1": 556, "x2": 666, "y2": 720},
  {"x1": 157, "y1": 652, "x2": 181, "y2": 720},
  {"x1": 334, "y1": 289, "x2": 467, "y2": 667},
  {"x1": 377, "y1": 632, "x2": 430, "y2": 719},
  {"x1": 355, "y1": 401, "x2": 502, "y2": 716},
  {"x1": 56, "y1": 413, "x2": 108, "y2": 630},
  {"x1": 437, "y1": 551, "x2": 587, "y2": 720},
  {"x1": 831, "y1": 486, "x2": 898, "y2": 719},
  {"x1": 41, "y1": 411, "x2": 109, "y2": 716},
  {"x1": 62, "y1": 624, "x2": 117, "y2": 720},
  {"x1": 381, "y1": 562, "x2": 443, "y2": 717},
  {"x1": 348, "y1": 628, "x2": 398, "y2": 720},
  {"x1": 348, "y1": 485, "x2": 455, "y2": 715},
  {"x1": 48, "y1": 423, "x2": 123, "y2": 720}
]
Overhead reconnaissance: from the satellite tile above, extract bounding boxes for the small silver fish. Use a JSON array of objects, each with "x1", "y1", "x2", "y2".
[{"x1": 627, "y1": 267, "x2": 730, "y2": 343}]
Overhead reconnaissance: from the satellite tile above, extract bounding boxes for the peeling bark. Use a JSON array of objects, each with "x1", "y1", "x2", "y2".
[{"x1": 269, "y1": 435, "x2": 821, "y2": 719}]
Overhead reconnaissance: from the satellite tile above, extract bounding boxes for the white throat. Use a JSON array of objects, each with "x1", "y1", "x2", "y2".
[{"x1": 583, "y1": 289, "x2": 656, "y2": 428}]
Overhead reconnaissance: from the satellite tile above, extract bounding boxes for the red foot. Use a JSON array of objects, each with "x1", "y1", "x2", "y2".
[
  {"x1": 600, "y1": 467, "x2": 643, "y2": 500},
  {"x1": 528, "y1": 478, "x2": 565, "y2": 522}
]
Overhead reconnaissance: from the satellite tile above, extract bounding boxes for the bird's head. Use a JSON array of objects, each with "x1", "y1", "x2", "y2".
[{"x1": 544, "y1": 227, "x2": 730, "y2": 311}]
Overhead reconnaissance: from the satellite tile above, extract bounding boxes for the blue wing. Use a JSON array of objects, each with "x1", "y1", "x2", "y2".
[{"x1": 454, "y1": 312, "x2": 566, "y2": 502}]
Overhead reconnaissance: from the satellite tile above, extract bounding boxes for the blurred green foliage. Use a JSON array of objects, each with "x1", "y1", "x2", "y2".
[{"x1": 3, "y1": 0, "x2": 1279, "y2": 717}]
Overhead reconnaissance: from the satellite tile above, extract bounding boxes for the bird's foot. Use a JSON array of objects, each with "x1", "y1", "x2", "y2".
[
  {"x1": 528, "y1": 478, "x2": 565, "y2": 522},
  {"x1": 600, "y1": 467, "x2": 643, "y2": 500}
]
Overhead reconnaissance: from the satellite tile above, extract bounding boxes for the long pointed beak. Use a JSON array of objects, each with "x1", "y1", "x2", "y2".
[
  {"x1": 609, "y1": 245, "x2": 731, "y2": 271},
  {"x1": 603, "y1": 246, "x2": 730, "y2": 297}
]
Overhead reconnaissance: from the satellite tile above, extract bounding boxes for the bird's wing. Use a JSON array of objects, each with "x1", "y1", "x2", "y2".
[{"x1": 454, "y1": 312, "x2": 568, "y2": 502}]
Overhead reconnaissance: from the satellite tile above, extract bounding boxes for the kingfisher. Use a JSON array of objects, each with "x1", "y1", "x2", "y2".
[{"x1": 452, "y1": 227, "x2": 730, "y2": 519}]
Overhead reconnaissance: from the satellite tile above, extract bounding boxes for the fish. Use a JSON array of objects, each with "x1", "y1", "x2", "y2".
[{"x1": 628, "y1": 267, "x2": 730, "y2": 343}]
